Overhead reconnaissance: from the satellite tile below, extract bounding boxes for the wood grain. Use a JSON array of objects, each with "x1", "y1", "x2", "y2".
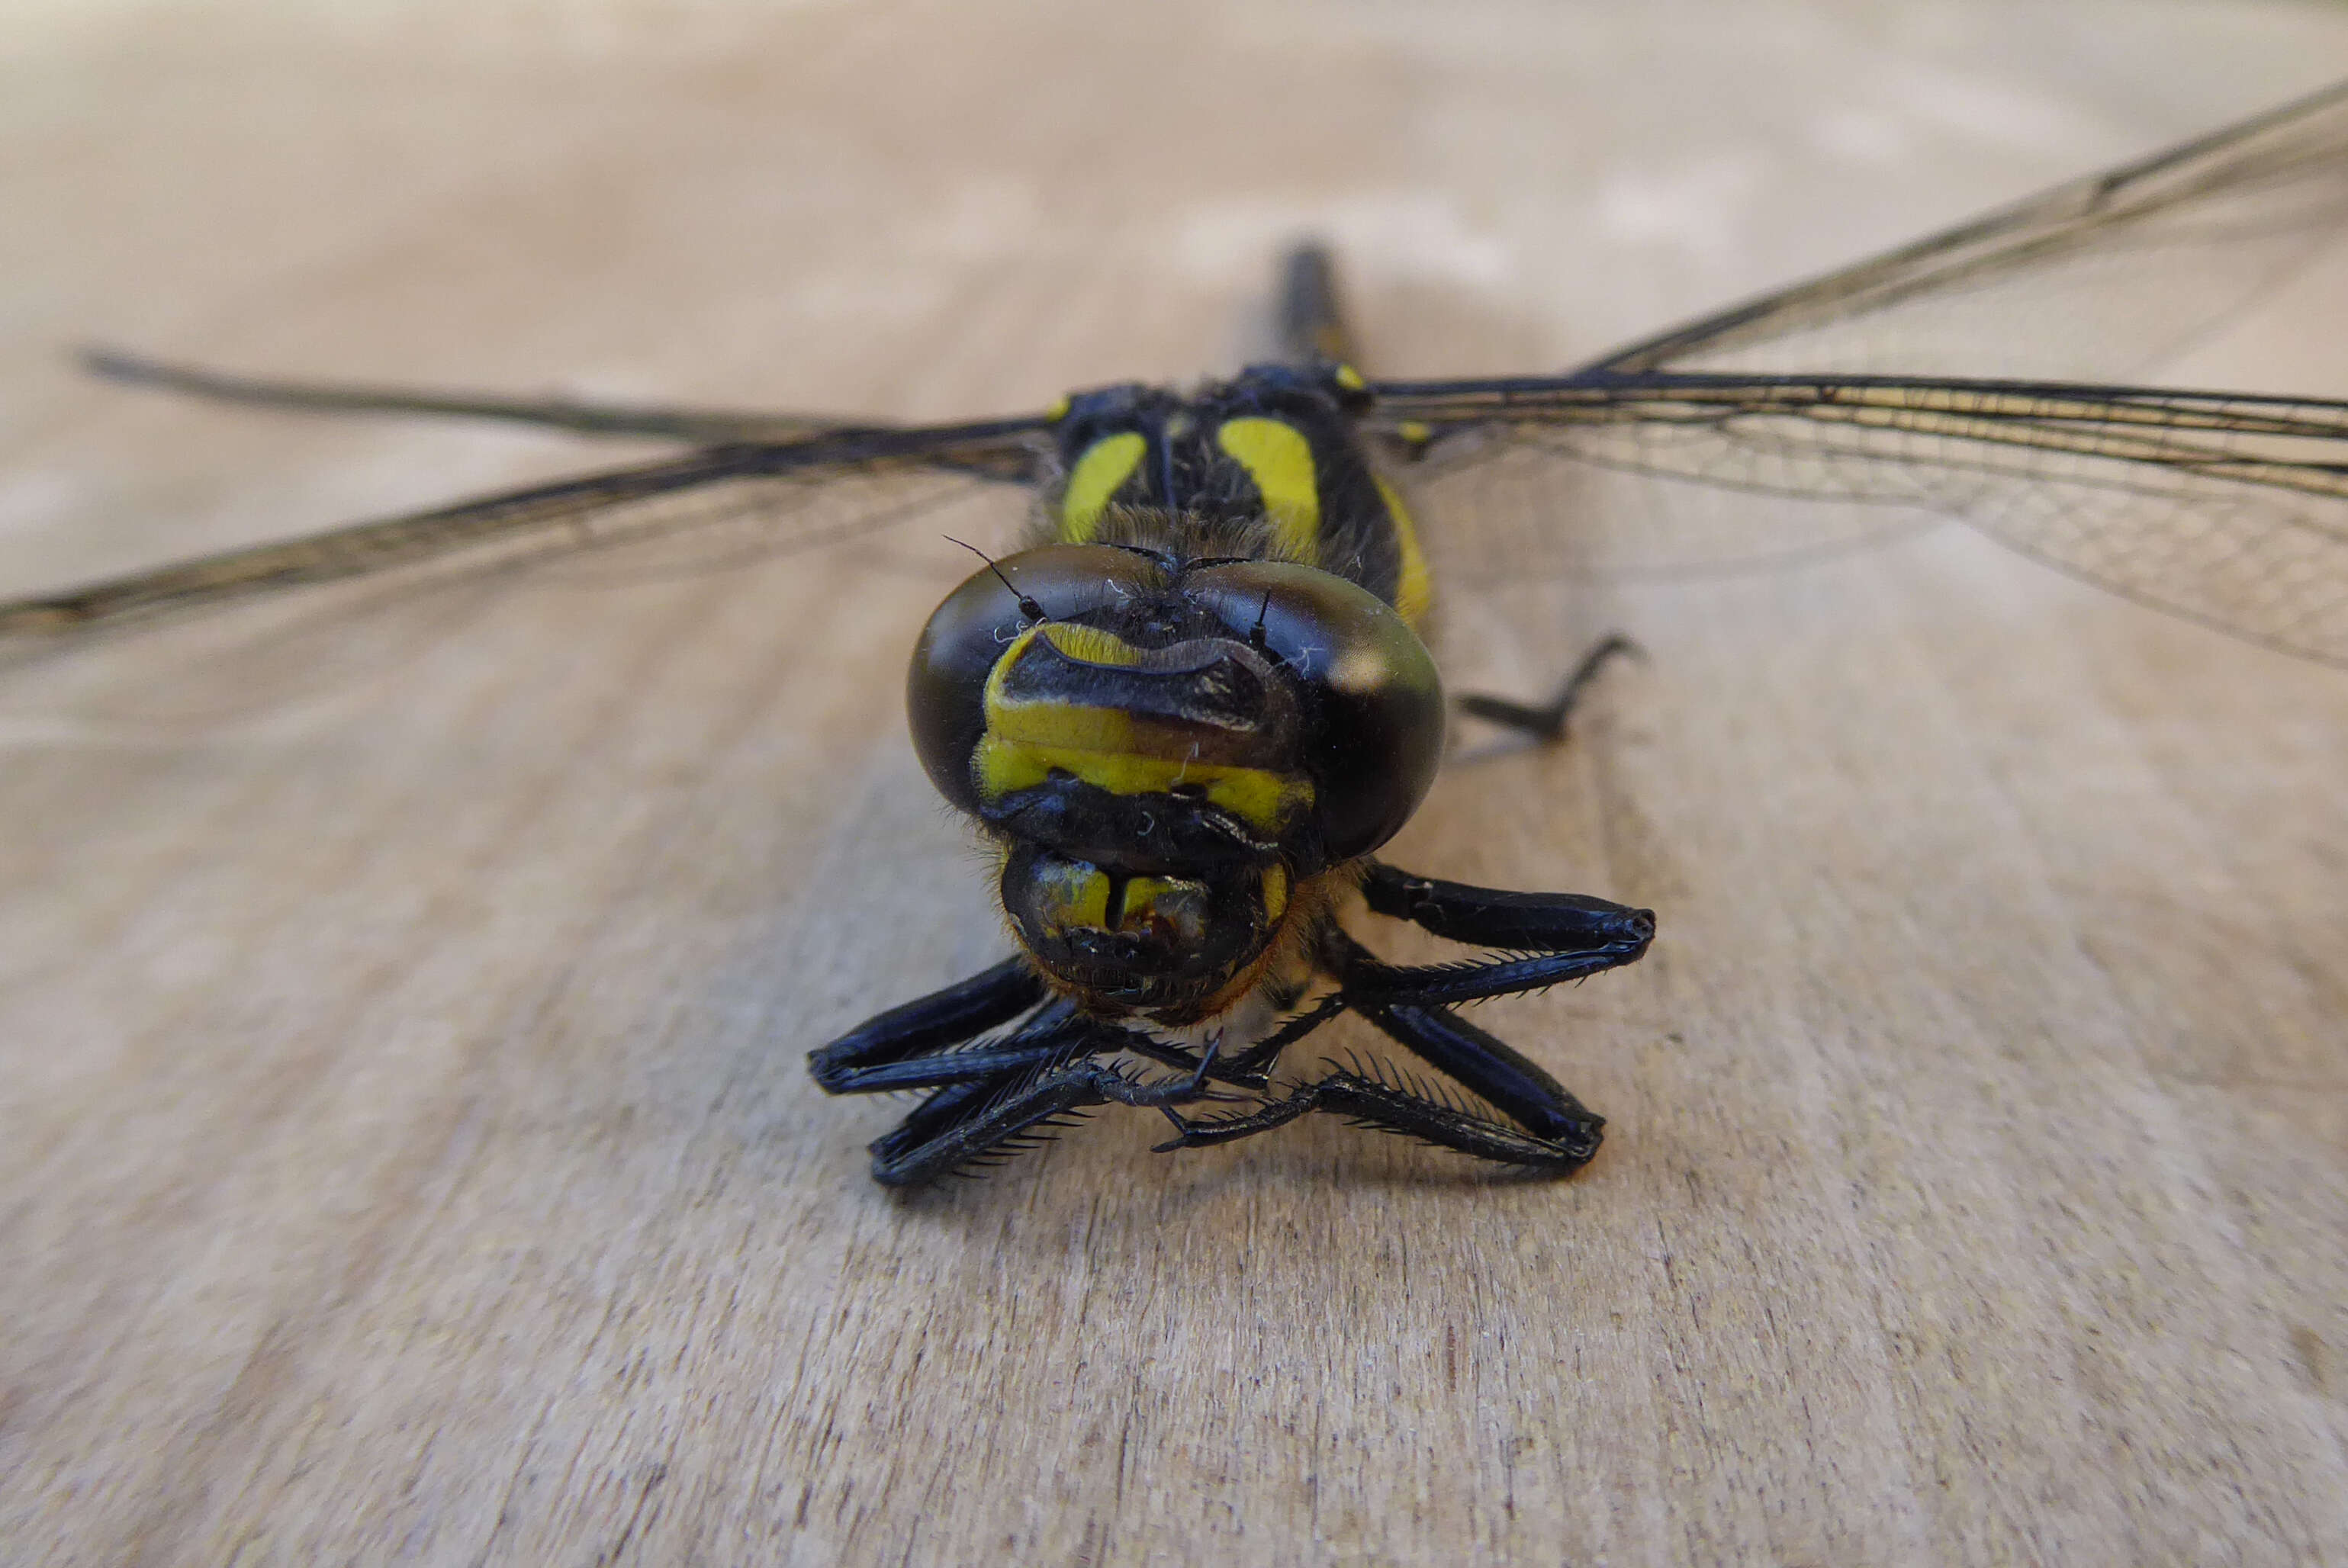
[{"x1": 4, "y1": 3, "x2": 2346, "y2": 1563}]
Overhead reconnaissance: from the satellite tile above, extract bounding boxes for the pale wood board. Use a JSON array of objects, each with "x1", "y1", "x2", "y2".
[{"x1": 4, "y1": 2, "x2": 2348, "y2": 1563}]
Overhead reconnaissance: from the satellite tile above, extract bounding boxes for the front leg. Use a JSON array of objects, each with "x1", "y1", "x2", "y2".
[
  {"x1": 806, "y1": 955, "x2": 1044, "y2": 1092},
  {"x1": 1361, "y1": 860, "x2": 1653, "y2": 956},
  {"x1": 1349, "y1": 861, "x2": 1655, "y2": 1006},
  {"x1": 811, "y1": 1001, "x2": 1121, "y2": 1095},
  {"x1": 870, "y1": 1049, "x2": 1253, "y2": 1187}
]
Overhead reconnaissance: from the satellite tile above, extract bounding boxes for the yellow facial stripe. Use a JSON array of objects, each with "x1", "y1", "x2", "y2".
[
  {"x1": 1037, "y1": 621, "x2": 1142, "y2": 667},
  {"x1": 976, "y1": 622, "x2": 1314, "y2": 832},
  {"x1": 973, "y1": 737, "x2": 1311, "y2": 832},
  {"x1": 985, "y1": 694, "x2": 1145, "y2": 756},
  {"x1": 1215, "y1": 417, "x2": 1320, "y2": 563},
  {"x1": 1060, "y1": 432, "x2": 1147, "y2": 542},
  {"x1": 983, "y1": 626, "x2": 1148, "y2": 753},
  {"x1": 1374, "y1": 476, "x2": 1433, "y2": 626}
]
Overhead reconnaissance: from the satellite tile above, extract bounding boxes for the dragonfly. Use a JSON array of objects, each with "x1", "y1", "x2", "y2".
[{"x1": 6, "y1": 82, "x2": 2346, "y2": 1187}]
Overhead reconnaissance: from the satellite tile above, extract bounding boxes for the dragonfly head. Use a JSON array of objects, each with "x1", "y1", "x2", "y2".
[{"x1": 908, "y1": 543, "x2": 1443, "y2": 1022}]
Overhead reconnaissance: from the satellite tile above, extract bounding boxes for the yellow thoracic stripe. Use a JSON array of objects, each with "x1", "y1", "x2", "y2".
[
  {"x1": 1215, "y1": 417, "x2": 1321, "y2": 563},
  {"x1": 1374, "y1": 476, "x2": 1433, "y2": 625},
  {"x1": 1060, "y1": 432, "x2": 1147, "y2": 541}
]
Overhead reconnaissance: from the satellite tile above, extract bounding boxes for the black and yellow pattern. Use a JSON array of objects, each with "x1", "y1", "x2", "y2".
[{"x1": 1047, "y1": 368, "x2": 1432, "y2": 627}]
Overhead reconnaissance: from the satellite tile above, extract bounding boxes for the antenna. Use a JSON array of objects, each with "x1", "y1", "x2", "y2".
[{"x1": 944, "y1": 537, "x2": 1047, "y2": 624}]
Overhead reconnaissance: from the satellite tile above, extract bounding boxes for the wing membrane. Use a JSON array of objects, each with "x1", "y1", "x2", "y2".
[
  {"x1": 0, "y1": 419, "x2": 1047, "y2": 724},
  {"x1": 1372, "y1": 372, "x2": 2348, "y2": 665},
  {"x1": 1368, "y1": 84, "x2": 2348, "y2": 668},
  {"x1": 0, "y1": 419, "x2": 1050, "y2": 641},
  {"x1": 1580, "y1": 79, "x2": 2348, "y2": 383},
  {"x1": 82, "y1": 348, "x2": 866, "y2": 445}
]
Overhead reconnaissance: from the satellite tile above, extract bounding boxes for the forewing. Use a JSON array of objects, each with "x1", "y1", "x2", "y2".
[
  {"x1": 1582, "y1": 80, "x2": 2348, "y2": 383},
  {"x1": 82, "y1": 348, "x2": 869, "y2": 445},
  {"x1": 1375, "y1": 373, "x2": 2348, "y2": 667},
  {"x1": 1366, "y1": 83, "x2": 2348, "y2": 670},
  {"x1": 0, "y1": 420, "x2": 1049, "y2": 725}
]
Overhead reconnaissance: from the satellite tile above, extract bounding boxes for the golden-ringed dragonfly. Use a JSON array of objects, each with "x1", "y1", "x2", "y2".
[{"x1": 10, "y1": 84, "x2": 2348, "y2": 1187}]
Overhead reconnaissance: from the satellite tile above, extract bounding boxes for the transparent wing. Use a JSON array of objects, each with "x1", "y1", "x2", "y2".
[
  {"x1": 82, "y1": 347, "x2": 869, "y2": 445},
  {"x1": 1374, "y1": 373, "x2": 2348, "y2": 667},
  {"x1": 1362, "y1": 83, "x2": 2348, "y2": 670},
  {"x1": 1581, "y1": 79, "x2": 2348, "y2": 384},
  {"x1": 0, "y1": 420, "x2": 1048, "y2": 724}
]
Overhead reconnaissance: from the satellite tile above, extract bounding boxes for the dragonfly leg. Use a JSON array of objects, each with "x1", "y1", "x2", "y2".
[
  {"x1": 1346, "y1": 863, "x2": 1655, "y2": 1007},
  {"x1": 867, "y1": 1054, "x2": 1249, "y2": 1187},
  {"x1": 806, "y1": 956, "x2": 1046, "y2": 1092},
  {"x1": 1456, "y1": 632, "x2": 1640, "y2": 743},
  {"x1": 1351, "y1": 999, "x2": 1603, "y2": 1149},
  {"x1": 867, "y1": 1068, "x2": 1114, "y2": 1187},
  {"x1": 1154, "y1": 1063, "x2": 1601, "y2": 1173},
  {"x1": 1153, "y1": 873, "x2": 1639, "y2": 1171},
  {"x1": 1164, "y1": 861, "x2": 1648, "y2": 1171},
  {"x1": 810, "y1": 1004, "x2": 1106, "y2": 1094}
]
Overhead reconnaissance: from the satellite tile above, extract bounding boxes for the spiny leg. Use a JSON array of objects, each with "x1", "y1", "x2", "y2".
[
  {"x1": 812, "y1": 956, "x2": 1279, "y2": 1186},
  {"x1": 814, "y1": 1003, "x2": 1117, "y2": 1095},
  {"x1": 1153, "y1": 867, "x2": 1649, "y2": 1169},
  {"x1": 1218, "y1": 993, "x2": 1349, "y2": 1083},
  {"x1": 817, "y1": 989, "x2": 1126, "y2": 1186},
  {"x1": 1457, "y1": 632, "x2": 1641, "y2": 743},
  {"x1": 1138, "y1": 996, "x2": 1349, "y2": 1149},
  {"x1": 1349, "y1": 862, "x2": 1655, "y2": 1007},
  {"x1": 1098, "y1": 995, "x2": 1346, "y2": 1098},
  {"x1": 870, "y1": 1068, "x2": 1116, "y2": 1188},
  {"x1": 1153, "y1": 1066, "x2": 1600, "y2": 1173},
  {"x1": 1153, "y1": 967, "x2": 1610, "y2": 1171},
  {"x1": 1353, "y1": 999, "x2": 1603, "y2": 1149},
  {"x1": 1348, "y1": 863, "x2": 1644, "y2": 1155},
  {"x1": 869, "y1": 1043, "x2": 1253, "y2": 1189},
  {"x1": 807, "y1": 956, "x2": 1045, "y2": 1093}
]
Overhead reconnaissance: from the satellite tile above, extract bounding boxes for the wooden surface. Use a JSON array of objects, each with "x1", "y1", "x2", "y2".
[{"x1": 6, "y1": 3, "x2": 2348, "y2": 1563}]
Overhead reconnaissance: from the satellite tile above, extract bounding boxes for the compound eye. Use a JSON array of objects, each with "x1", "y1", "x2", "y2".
[
  {"x1": 1187, "y1": 562, "x2": 1445, "y2": 862},
  {"x1": 906, "y1": 545, "x2": 1164, "y2": 814}
]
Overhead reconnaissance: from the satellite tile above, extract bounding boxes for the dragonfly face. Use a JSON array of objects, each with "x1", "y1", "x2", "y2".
[{"x1": 905, "y1": 366, "x2": 1449, "y2": 1025}]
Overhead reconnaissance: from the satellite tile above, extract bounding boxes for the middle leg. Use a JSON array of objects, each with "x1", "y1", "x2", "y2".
[{"x1": 1457, "y1": 633, "x2": 1640, "y2": 743}]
